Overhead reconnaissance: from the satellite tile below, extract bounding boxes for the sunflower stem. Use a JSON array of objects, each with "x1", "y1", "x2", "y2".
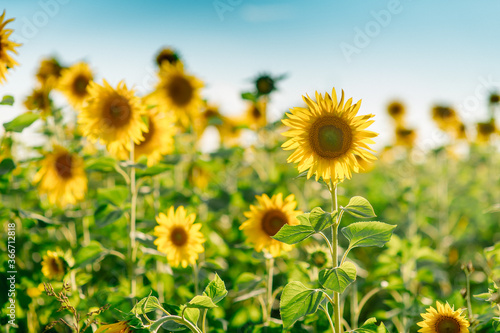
[
  {"x1": 265, "y1": 257, "x2": 275, "y2": 325},
  {"x1": 321, "y1": 305, "x2": 336, "y2": 333},
  {"x1": 330, "y1": 180, "x2": 342, "y2": 333},
  {"x1": 129, "y1": 139, "x2": 138, "y2": 297},
  {"x1": 465, "y1": 270, "x2": 475, "y2": 331}
]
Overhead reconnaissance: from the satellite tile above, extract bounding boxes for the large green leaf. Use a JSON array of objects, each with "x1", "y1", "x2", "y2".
[
  {"x1": 343, "y1": 196, "x2": 376, "y2": 218},
  {"x1": 0, "y1": 158, "x2": 16, "y2": 176},
  {"x1": 132, "y1": 295, "x2": 164, "y2": 315},
  {"x1": 85, "y1": 156, "x2": 117, "y2": 172},
  {"x1": 3, "y1": 112, "x2": 39, "y2": 132},
  {"x1": 97, "y1": 186, "x2": 129, "y2": 206},
  {"x1": 94, "y1": 204, "x2": 125, "y2": 228},
  {"x1": 0, "y1": 95, "x2": 14, "y2": 105},
  {"x1": 272, "y1": 224, "x2": 315, "y2": 245},
  {"x1": 280, "y1": 281, "x2": 325, "y2": 329},
  {"x1": 186, "y1": 295, "x2": 217, "y2": 309},
  {"x1": 203, "y1": 273, "x2": 228, "y2": 304},
  {"x1": 308, "y1": 207, "x2": 337, "y2": 232},
  {"x1": 318, "y1": 261, "x2": 357, "y2": 293},
  {"x1": 342, "y1": 222, "x2": 396, "y2": 249},
  {"x1": 74, "y1": 241, "x2": 103, "y2": 267}
]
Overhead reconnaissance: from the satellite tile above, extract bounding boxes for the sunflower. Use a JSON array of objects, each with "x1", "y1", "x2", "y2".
[
  {"x1": 24, "y1": 85, "x2": 52, "y2": 119},
  {"x1": 476, "y1": 121, "x2": 496, "y2": 143},
  {"x1": 387, "y1": 101, "x2": 405, "y2": 124},
  {"x1": 41, "y1": 251, "x2": 65, "y2": 280},
  {"x1": 306, "y1": 244, "x2": 331, "y2": 269},
  {"x1": 240, "y1": 193, "x2": 302, "y2": 257},
  {"x1": 153, "y1": 62, "x2": 203, "y2": 128},
  {"x1": 36, "y1": 57, "x2": 64, "y2": 86},
  {"x1": 282, "y1": 88, "x2": 377, "y2": 183},
  {"x1": 155, "y1": 47, "x2": 180, "y2": 67},
  {"x1": 33, "y1": 145, "x2": 87, "y2": 207},
  {"x1": 154, "y1": 206, "x2": 205, "y2": 268},
  {"x1": 255, "y1": 74, "x2": 277, "y2": 95},
  {"x1": 489, "y1": 92, "x2": 499, "y2": 105},
  {"x1": 355, "y1": 154, "x2": 375, "y2": 173},
  {"x1": 218, "y1": 116, "x2": 242, "y2": 148},
  {"x1": 0, "y1": 11, "x2": 21, "y2": 84},
  {"x1": 57, "y1": 62, "x2": 94, "y2": 110},
  {"x1": 395, "y1": 126, "x2": 416, "y2": 148},
  {"x1": 245, "y1": 99, "x2": 267, "y2": 130},
  {"x1": 96, "y1": 321, "x2": 133, "y2": 333},
  {"x1": 115, "y1": 106, "x2": 176, "y2": 166},
  {"x1": 194, "y1": 104, "x2": 224, "y2": 136},
  {"x1": 417, "y1": 301, "x2": 469, "y2": 333},
  {"x1": 78, "y1": 80, "x2": 147, "y2": 155},
  {"x1": 432, "y1": 106, "x2": 459, "y2": 132},
  {"x1": 188, "y1": 164, "x2": 211, "y2": 191}
]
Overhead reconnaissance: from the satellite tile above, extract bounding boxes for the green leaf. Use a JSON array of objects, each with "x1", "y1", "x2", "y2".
[
  {"x1": 297, "y1": 213, "x2": 311, "y2": 226},
  {"x1": 0, "y1": 95, "x2": 14, "y2": 105},
  {"x1": 149, "y1": 315, "x2": 192, "y2": 333},
  {"x1": 342, "y1": 222, "x2": 396, "y2": 249},
  {"x1": 97, "y1": 186, "x2": 129, "y2": 206},
  {"x1": 351, "y1": 317, "x2": 389, "y2": 332},
  {"x1": 234, "y1": 273, "x2": 262, "y2": 292},
  {"x1": 203, "y1": 273, "x2": 228, "y2": 304},
  {"x1": 318, "y1": 261, "x2": 357, "y2": 293},
  {"x1": 132, "y1": 295, "x2": 164, "y2": 315},
  {"x1": 85, "y1": 157, "x2": 116, "y2": 172},
  {"x1": 343, "y1": 196, "x2": 376, "y2": 218},
  {"x1": 241, "y1": 92, "x2": 256, "y2": 101},
  {"x1": 136, "y1": 163, "x2": 171, "y2": 178},
  {"x1": 0, "y1": 159, "x2": 16, "y2": 176},
  {"x1": 94, "y1": 204, "x2": 124, "y2": 228},
  {"x1": 3, "y1": 112, "x2": 39, "y2": 132},
  {"x1": 280, "y1": 281, "x2": 325, "y2": 329},
  {"x1": 74, "y1": 241, "x2": 103, "y2": 267},
  {"x1": 272, "y1": 224, "x2": 315, "y2": 245},
  {"x1": 308, "y1": 207, "x2": 337, "y2": 232},
  {"x1": 187, "y1": 295, "x2": 217, "y2": 309}
]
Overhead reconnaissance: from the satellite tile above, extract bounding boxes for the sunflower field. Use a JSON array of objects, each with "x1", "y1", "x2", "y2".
[{"x1": 1, "y1": 6, "x2": 500, "y2": 333}]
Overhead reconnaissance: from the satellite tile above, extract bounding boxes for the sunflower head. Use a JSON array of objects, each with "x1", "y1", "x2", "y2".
[
  {"x1": 489, "y1": 92, "x2": 500, "y2": 105},
  {"x1": 455, "y1": 122, "x2": 467, "y2": 140},
  {"x1": 432, "y1": 106, "x2": 459, "y2": 131},
  {"x1": 57, "y1": 62, "x2": 94, "y2": 110},
  {"x1": 155, "y1": 47, "x2": 180, "y2": 67},
  {"x1": 240, "y1": 193, "x2": 302, "y2": 257},
  {"x1": 282, "y1": 88, "x2": 377, "y2": 183},
  {"x1": 154, "y1": 206, "x2": 205, "y2": 268},
  {"x1": 476, "y1": 121, "x2": 496, "y2": 143},
  {"x1": 41, "y1": 251, "x2": 66, "y2": 280},
  {"x1": 255, "y1": 74, "x2": 276, "y2": 95},
  {"x1": 395, "y1": 126, "x2": 416, "y2": 148},
  {"x1": 33, "y1": 145, "x2": 87, "y2": 207},
  {"x1": 0, "y1": 10, "x2": 21, "y2": 84},
  {"x1": 417, "y1": 301, "x2": 469, "y2": 333},
  {"x1": 24, "y1": 85, "x2": 52, "y2": 119},
  {"x1": 387, "y1": 101, "x2": 405, "y2": 123},
  {"x1": 306, "y1": 244, "x2": 331, "y2": 268},
  {"x1": 36, "y1": 57, "x2": 64, "y2": 86},
  {"x1": 245, "y1": 99, "x2": 267, "y2": 130},
  {"x1": 78, "y1": 80, "x2": 147, "y2": 155}
]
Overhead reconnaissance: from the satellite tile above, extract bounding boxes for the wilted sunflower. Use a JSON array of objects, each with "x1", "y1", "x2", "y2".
[
  {"x1": 155, "y1": 47, "x2": 180, "y2": 67},
  {"x1": 33, "y1": 145, "x2": 87, "y2": 207},
  {"x1": 0, "y1": 11, "x2": 21, "y2": 84},
  {"x1": 395, "y1": 126, "x2": 416, "y2": 148},
  {"x1": 36, "y1": 57, "x2": 64, "y2": 86},
  {"x1": 245, "y1": 99, "x2": 267, "y2": 130},
  {"x1": 432, "y1": 106, "x2": 459, "y2": 132},
  {"x1": 476, "y1": 121, "x2": 496, "y2": 143},
  {"x1": 240, "y1": 193, "x2": 302, "y2": 257},
  {"x1": 57, "y1": 62, "x2": 94, "y2": 110},
  {"x1": 282, "y1": 88, "x2": 377, "y2": 183},
  {"x1": 41, "y1": 251, "x2": 65, "y2": 280},
  {"x1": 153, "y1": 62, "x2": 203, "y2": 128},
  {"x1": 387, "y1": 101, "x2": 405, "y2": 124},
  {"x1": 154, "y1": 206, "x2": 205, "y2": 268},
  {"x1": 417, "y1": 301, "x2": 469, "y2": 333},
  {"x1": 24, "y1": 85, "x2": 52, "y2": 118},
  {"x1": 78, "y1": 80, "x2": 147, "y2": 155}
]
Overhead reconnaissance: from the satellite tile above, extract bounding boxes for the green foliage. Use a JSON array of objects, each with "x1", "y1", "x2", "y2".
[
  {"x1": 318, "y1": 261, "x2": 357, "y2": 293},
  {"x1": 3, "y1": 112, "x2": 39, "y2": 132},
  {"x1": 343, "y1": 196, "x2": 377, "y2": 218},
  {"x1": 0, "y1": 95, "x2": 14, "y2": 105},
  {"x1": 279, "y1": 281, "x2": 325, "y2": 329},
  {"x1": 342, "y1": 222, "x2": 396, "y2": 249},
  {"x1": 272, "y1": 224, "x2": 315, "y2": 244}
]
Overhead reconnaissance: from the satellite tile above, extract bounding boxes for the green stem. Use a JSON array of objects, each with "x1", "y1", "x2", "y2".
[
  {"x1": 266, "y1": 257, "x2": 275, "y2": 324},
  {"x1": 201, "y1": 309, "x2": 208, "y2": 333},
  {"x1": 321, "y1": 305, "x2": 336, "y2": 333},
  {"x1": 129, "y1": 140, "x2": 137, "y2": 297},
  {"x1": 350, "y1": 281, "x2": 358, "y2": 329},
  {"x1": 330, "y1": 180, "x2": 342, "y2": 333},
  {"x1": 466, "y1": 272, "x2": 475, "y2": 331}
]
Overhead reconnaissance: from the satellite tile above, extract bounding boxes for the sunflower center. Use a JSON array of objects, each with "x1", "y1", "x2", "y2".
[
  {"x1": 309, "y1": 116, "x2": 352, "y2": 159},
  {"x1": 436, "y1": 107, "x2": 453, "y2": 118},
  {"x1": 435, "y1": 317, "x2": 461, "y2": 333},
  {"x1": 157, "y1": 52, "x2": 179, "y2": 66},
  {"x1": 167, "y1": 75, "x2": 193, "y2": 107},
  {"x1": 252, "y1": 106, "x2": 262, "y2": 119},
  {"x1": 170, "y1": 227, "x2": 188, "y2": 246},
  {"x1": 256, "y1": 76, "x2": 274, "y2": 95},
  {"x1": 72, "y1": 75, "x2": 89, "y2": 96},
  {"x1": 105, "y1": 96, "x2": 132, "y2": 128},
  {"x1": 262, "y1": 209, "x2": 288, "y2": 237},
  {"x1": 49, "y1": 258, "x2": 62, "y2": 275},
  {"x1": 34, "y1": 91, "x2": 48, "y2": 109},
  {"x1": 55, "y1": 153, "x2": 73, "y2": 179}
]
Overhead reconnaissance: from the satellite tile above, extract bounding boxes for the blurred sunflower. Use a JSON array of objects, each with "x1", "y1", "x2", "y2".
[
  {"x1": 306, "y1": 244, "x2": 331, "y2": 269},
  {"x1": 395, "y1": 126, "x2": 416, "y2": 148},
  {"x1": 155, "y1": 47, "x2": 180, "y2": 67},
  {"x1": 245, "y1": 99, "x2": 267, "y2": 130},
  {"x1": 387, "y1": 101, "x2": 405, "y2": 124},
  {"x1": 0, "y1": 10, "x2": 21, "y2": 84},
  {"x1": 417, "y1": 301, "x2": 469, "y2": 333},
  {"x1": 282, "y1": 88, "x2": 377, "y2": 183},
  {"x1": 116, "y1": 106, "x2": 175, "y2": 166},
  {"x1": 33, "y1": 145, "x2": 87, "y2": 207},
  {"x1": 455, "y1": 122, "x2": 467, "y2": 140},
  {"x1": 188, "y1": 164, "x2": 211, "y2": 191},
  {"x1": 24, "y1": 85, "x2": 52, "y2": 119},
  {"x1": 41, "y1": 251, "x2": 65, "y2": 280},
  {"x1": 254, "y1": 74, "x2": 281, "y2": 96},
  {"x1": 78, "y1": 80, "x2": 147, "y2": 155},
  {"x1": 489, "y1": 92, "x2": 499, "y2": 105},
  {"x1": 476, "y1": 121, "x2": 496, "y2": 143},
  {"x1": 240, "y1": 193, "x2": 302, "y2": 257},
  {"x1": 36, "y1": 57, "x2": 64, "y2": 86},
  {"x1": 57, "y1": 62, "x2": 94, "y2": 110},
  {"x1": 153, "y1": 62, "x2": 203, "y2": 128},
  {"x1": 432, "y1": 106, "x2": 459, "y2": 132},
  {"x1": 154, "y1": 206, "x2": 205, "y2": 268},
  {"x1": 218, "y1": 116, "x2": 242, "y2": 148},
  {"x1": 194, "y1": 104, "x2": 223, "y2": 136}
]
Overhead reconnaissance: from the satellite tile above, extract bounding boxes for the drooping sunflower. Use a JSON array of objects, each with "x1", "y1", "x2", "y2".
[
  {"x1": 24, "y1": 85, "x2": 52, "y2": 119},
  {"x1": 41, "y1": 251, "x2": 65, "y2": 280},
  {"x1": 432, "y1": 106, "x2": 459, "y2": 132},
  {"x1": 57, "y1": 62, "x2": 94, "y2": 110},
  {"x1": 240, "y1": 193, "x2": 302, "y2": 257},
  {"x1": 154, "y1": 206, "x2": 205, "y2": 268},
  {"x1": 78, "y1": 80, "x2": 147, "y2": 155},
  {"x1": 153, "y1": 62, "x2": 204, "y2": 128},
  {"x1": 155, "y1": 47, "x2": 181, "y2": 67},
  {"x1": 33, "y1": 145, "x2": 87, "y2": 207},
  {"x1": 36, "y1": 57, "x2": 64, "y2": 86},
  {"x1": 245, "y1": 99, "x2": 267, "y2": 130},
  {"x1": 387, "y1": 101, "x2": 405, "y2": 124},
  {"x1": 282, "y1": 88, "x2": 378, "y2": 183},
  {"x1": 0, "y1": 11, "x2": 21, "y2": 84},
  {"x1": 395, "y1": 126, "x2": 416, "y2": 148},
  {"x1": 417, "y1": 301, "x2": 469, "y2": 333},
  {"x1": 115, "y1": 106, "x2": 176, "y2": 166}
]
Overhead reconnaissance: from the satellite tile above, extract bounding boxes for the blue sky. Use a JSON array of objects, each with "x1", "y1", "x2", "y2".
[{"x1": 2, "y1": 0, "x2": 500, "y2": 147}]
